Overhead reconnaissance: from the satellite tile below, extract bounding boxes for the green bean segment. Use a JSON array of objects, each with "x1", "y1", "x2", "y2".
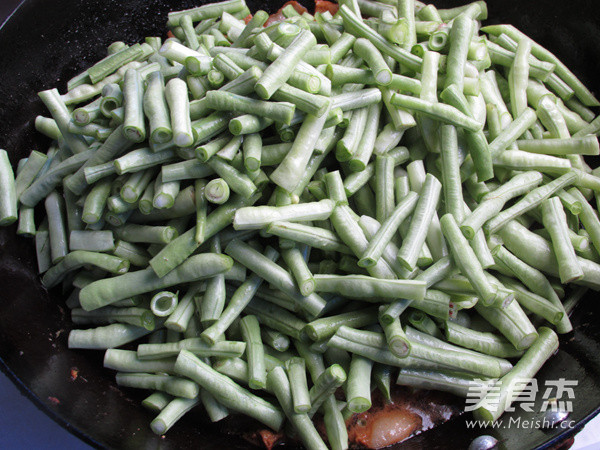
[
  {"x1": 0, "y1": 150, "x2": 17, "y2": 225},
  {"x1": 175, "y1": 350, "x2": 284, "y2": 430},
  {"x1": 314, "y1": 274, "x2": 426, "y2": 301}
]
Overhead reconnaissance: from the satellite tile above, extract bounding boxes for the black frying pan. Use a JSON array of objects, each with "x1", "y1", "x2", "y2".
[{"x1": 1, "y1": 0, "x2": 600, "y2": 448}]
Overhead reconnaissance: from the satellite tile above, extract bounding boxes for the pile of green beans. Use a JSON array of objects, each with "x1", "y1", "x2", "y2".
[{"x1": 2, "y1": 0, "x2": 600, "y2": 447}]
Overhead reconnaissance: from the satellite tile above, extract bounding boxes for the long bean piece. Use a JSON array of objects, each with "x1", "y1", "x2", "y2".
[
  {"x1": 473, "y1": 327, "x2": 558, "y2": 422},
  {"x1": 80, "y1": 253, "x2": 233, "y2": 311},
  {"x1": 174, "y1": 350, "x2": 284, "y2": 431},
  {"x1": 396, "y1": 174, "x2": 442, "y2": 271},
  {"x1": 0, "y1": 150, "x2": 17, "y2": 225}
]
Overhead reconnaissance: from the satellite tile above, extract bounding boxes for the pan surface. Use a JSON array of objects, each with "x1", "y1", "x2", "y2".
[{"x1": 0, "y1": 0, "x2": 599, "y2": 448}]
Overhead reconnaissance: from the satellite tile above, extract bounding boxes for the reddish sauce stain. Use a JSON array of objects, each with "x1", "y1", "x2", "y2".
[
  {"x1": 349, "y1": 406, "x2": 421, "y2": 448},
  {"x1": 315, "y1": 0, "x2": 339, "y2": 15},
  {"x1": 344, "y1": 388, "x2": 461, "y2": 448},
  {"x1": 47, "y1": 396, "x2": 60, "y2": 406},
  {"x1": 264, "y1": 11, "x2": 286, "y2": 27},
  {"x1": 242, "y1": 387, "x2": 462, "y2": 449},
  {"x1": 258, "y1": 429, "x2": 285, "y2": 450}
]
